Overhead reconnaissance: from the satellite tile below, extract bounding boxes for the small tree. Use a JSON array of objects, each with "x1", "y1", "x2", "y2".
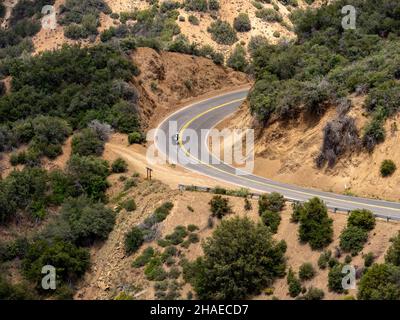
[
  {"x1": 328, "y1": 264, "x2": 346, "y2": 293},
  {"x1": 227, "y1": 45, "x2": 248, "y2": 72},
  {"x1": 125, "y1": 227, "x2": 144, "y2": 255},
  {"x1": 298, "y1": 197, "x2": 333, "y2": 250},
  {"x1": 299, "y1": 262, "x2": 316, "y2": 281},
  {"x1": 347, "y1": 209, "x2": 375, "y2": 231},
  {"x1": 209, "y1": 195, "x2": 231, "y2": 219},
  {"x1": 233, "y1": 13, "x2": 251, "y2": 32},
  {"x1": 287, "y1": 268, "x2": 301, "y2": 297},
  {"x1": 380, "y1": 159, "x2": 396, "y2": 177},
  {"x1": 358, "y1": 264, "x2": 400, "y2": 300},
  {"x1": 184, "y1": 217, "x2": 287, "y2": 299},
  {"x1": 258, "y1": 192, "x2": 285, "y2": 213},
  {"x1": 111, "y1": 158, "x2": 128, "y2": 173},
  {"x1": 261, "y1": 210, "x2": 281, "y2": 233},
  {"x1": 385, "y1": 232, "x2": 400, "y2": 266},
  {"x1": 339, "y1": 226, "x2": 369, "y2": 256},
  {"x1": 128, "y1": 132, "x2": 145, "y2": 144}
]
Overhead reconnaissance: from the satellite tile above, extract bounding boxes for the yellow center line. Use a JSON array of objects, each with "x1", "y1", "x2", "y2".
[{"x1": 178, "y1": 98, "x2": 400, "y2": 213}]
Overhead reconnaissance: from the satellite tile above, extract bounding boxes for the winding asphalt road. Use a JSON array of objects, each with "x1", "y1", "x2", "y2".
[{"x1": 155, "y1": 88, "x2": 400, "y2": 220}]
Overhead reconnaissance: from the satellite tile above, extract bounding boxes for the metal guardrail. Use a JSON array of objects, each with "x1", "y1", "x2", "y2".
[{"x1": 178, "y1": 184, "x2": 400, "y2": 222}]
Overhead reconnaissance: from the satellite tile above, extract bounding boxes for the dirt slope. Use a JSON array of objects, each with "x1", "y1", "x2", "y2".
[
  {"x1": 216, "y1": 95, "x2": 400, "y2": 202},
  {"x1": 133, "y1": 47, "x2": 250, "y2": 128}
]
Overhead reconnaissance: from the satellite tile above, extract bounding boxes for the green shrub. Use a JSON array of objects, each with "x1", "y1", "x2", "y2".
[
  {"x1": 291, "y1": 202, "x2": 303, "y2": 223},
  {"x1": 340, "y1": 226, "x2": 368, "y2": 255},
  {"x1": 188, "y1": 15, "x2": 199, "y2": 25},
  {"x1": 244, "y1": 198, "x2": 252, "y2": 211},
  {"x1": 256, "y1": 8, "x2": 283, "y2": 22},
  {"x1": 66, "y1": 155, "x2": 110, "y2": 201},
  {"x1": 187, "y1": 224, "x2": 199, "y2": 232},
  {"x1": 144, "y1": 257, "x2": 167, "y2": 281},
  {"x1": 51, "y1": 196, "x2": 116, "y2": 246},
  {"x1": 328, "y1": 264, "x2": 346, "y2": 293},
  {"x1": 358, "y1": 263, "x2": 400, "y2": 300},
  {"x1": 165, "y1": 226, "x2": 188, "y2": 245},
  {"x1": 23, "y1": 240, "x2": 90, "y2": 285},
  {"x1": 153, "y1": 202, "x2": 174, "y2": 223},
  {"x1": 209, "y1": 195, "x2": 231, "y2": 219},
  {"x1": 348, "y1": 209, "x2": 376, "y2": 231},
  {"x1": 184, "y1": 217, "x2": 286, "y2": 299},
  {"x1": 385, "y1": 233, "x2": 400, "y2": 266},
  {"x1": 227, "y1": 44, "x2": 248, "y2": 72},
  {"x1": 299, "y1": 263, "x2": 315, "y2": 281},
  {"x1": 298, "y1": 287, "x2": 324, "y2": 300},
  {"x1": 318, "y1": 250, "x2": 331, "y2": 269},
  {"x1": 111, "y1": 158, "x2": 128, "y2": 173},
  {"x1": 380, "y1": 159, "x2": 396, "y2": 177},
  {"x1": 125, "y1": 227, "x2": 144, "y2": 255},
  {"x1": 132, "y1": 247, "x2": 155, "y2": 268},
  {"x1": 184, "y1": 0, "x2": 208, "y2": 12},
  {"x1": 72, "y1": 128, "x2": 104, "y2": 156},
  {"x1": 128, "y1": 131, "x2": 145, "y2": 144},
  {"x1": 122, "y1": 199, "x2": 137, "y2": 212},
  {"x1": 207, "y1": 20, "x2": 238, "y2": 45},
  {"x1": 363, "y1": 252, "x2": 375, "y2": 267},
  {"x1": 287, "y1": 268, "x2": 301, "y2": 297},
  {"x1": 261, "y1": 210, "x2": 281, "y2": 233},
  {"x1": 233, "y1": 13, "x2": 251, "y2": 32},
  {"x1": 258, "y1": 192, "x2": 285, "y2": 213},
  {"x1": 299, "y1": 198, "x2": 333, "y2": 250}
]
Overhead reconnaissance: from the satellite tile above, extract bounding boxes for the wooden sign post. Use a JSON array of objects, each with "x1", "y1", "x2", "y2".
[{"x1": 146, "y1": 167, "x2": 153, "y2": 181}]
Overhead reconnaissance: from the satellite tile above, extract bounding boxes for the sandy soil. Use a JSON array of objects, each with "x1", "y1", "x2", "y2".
[
  {"x1": 75, "y1": 175, "x2": 400, "y2": 300},
  {"x1": 30, "y1": 0, "x2": 318, "y2": 57},
  {"x1": 132, "y1": 47, "x2": 250, "y2": 129}
]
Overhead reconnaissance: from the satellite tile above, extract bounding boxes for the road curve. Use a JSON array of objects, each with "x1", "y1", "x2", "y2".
[{"x1": 155, "y1": 88, "x2": 400, "y2": 219}]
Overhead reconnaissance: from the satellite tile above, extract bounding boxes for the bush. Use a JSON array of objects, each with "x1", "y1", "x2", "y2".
[
  {"x1": 188, "y1": 15, "x2": 199, "y2": 25},
  {"x1": 258, "y1": 192, "x2": 285, "y2": 213},
  {"x1": 291, "y1": 202, "x2": 303, "y2": 223},
  {"x1": 233, "y1": 13, "x2": 251, "y2": 32},
  {"x1": 207, "y1": 20, "x2": 238, "y2": 45},
  {"x1": 339, "y1": 226, "x2": 369, "y2": 255},
  {"x1": 328, "y1": 264, "x2": 346, "y2": 293},
  {"x1": 184, "y1": 217, "x2": 286, "y2": 299},
  {"x1": 184, "y1": 0, "x2": 208, "y2": 12},
  {"x1": 358, "y1": 263, "x2": 400, "y2": 300},
  {"x1": 287, "y1": 268, "x2": 301, "y2": 297},
  {"x1": 55, "y1": 196, "x2": 116, "y2": 246},
  {"x1": 298, "y1": 287, "x2": 324, "y2": 300},
  {"x1": 255, "y1": 8, "x2": 283, "y2": 22},
  {"x1": 66, "y1": 155, "x2": 110, "y2": 201},
  {"x1": 125, "y1": 227, "x2": 144, "y2": 255},
  {"x1": 363, "y1": 252, "x2": 375, "y2": 267},
  {"x1": 261, "y1": 210, "x2": 281, "y2": 233},
  {"x1": 165, "y1": 226, "x2": 188, "y2": 245},
  {"x1": 132, "y1": 247, "x2": 155, "y2": 268},
  {"x1": 380, "y1": 159, "x2": 396, "y2": 177},
  {"x1": 23, "y1": 240, "x2": 90, "y2": 285},
  {"x1": 227, "y1": 45, "x2": 248, "y2": 72},
  {"x1": 298, "y1": 197, "x2": 333, "y2": 250},
  {"x1": 385, "y1": 233, "x2": 400, "y2": 266},
  {"x1": 209, "y1": 195, "x2": 231, "y2": 219},
  {"x1": 318, "y1": 250, "x2": 331, "y2": 269},
  {"x1": 72, "y1": 128, "x2": 104, "y2": 156},
  {"x1": 122, "y1": 199, "x2": 136, "y2": 212},
  {"x1": 299, "y1": 263, "x2": 315, "y2": 281},
  {"x1": 128, "y1": 131, "x2": 145, "y2": 144},
  {"x1": 348, "y1": 209, "x2": 375, "y2": 231},
  {"x1": 153, "y1": 202, "x2": 174, "y2": 223},
  {"x1": 144, "y1": 257, "x2": 167, "y2": 281},
  {"x1": 111, "y1": 158, "x2": 128, "y2": 173}
]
